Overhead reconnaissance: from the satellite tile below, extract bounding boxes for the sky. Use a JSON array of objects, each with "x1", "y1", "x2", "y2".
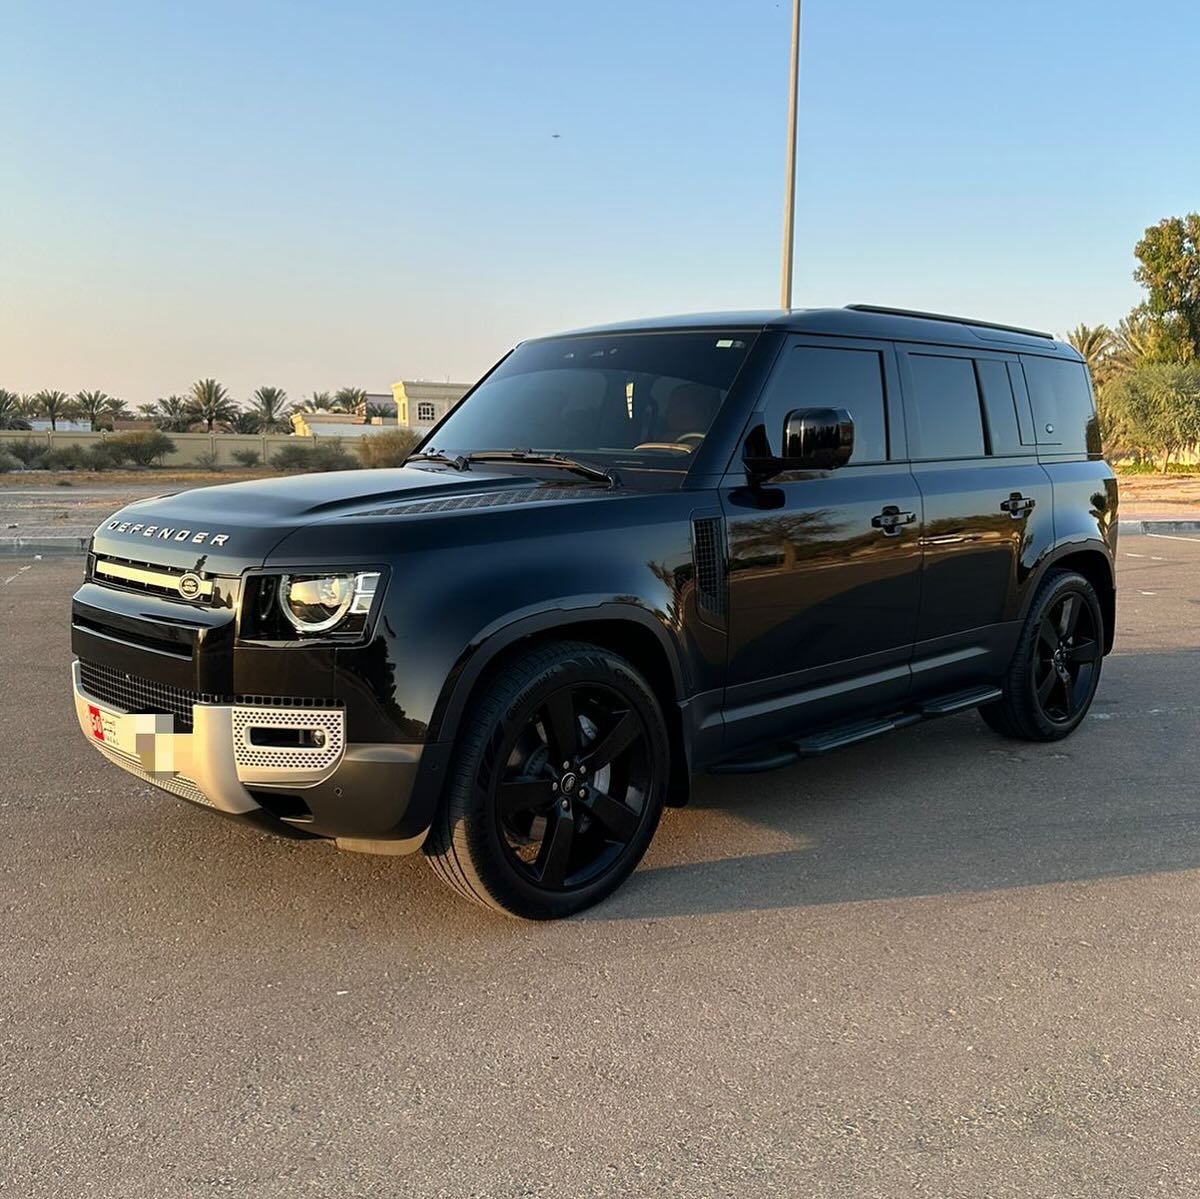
[{"x1": 3, "y1": 0, "x2": 1199, "y2": 408}]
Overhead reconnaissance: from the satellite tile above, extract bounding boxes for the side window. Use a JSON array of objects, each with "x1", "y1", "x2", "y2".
[
  {"x1": 761, "y1": 345, "x2": 888, "y2": 464},
  {"x1": 974, "y1": 358, "x2": 1027, "y2": 456},
  {"x1": 905, "y1": 354, "x2": 985, "y2": 459},
  {"x1": 416, "y1": 401, "x2": 437, "y2": 422},
  {"x1": 1021, "y1": 356, "x2": 1100, "y2": 454}
]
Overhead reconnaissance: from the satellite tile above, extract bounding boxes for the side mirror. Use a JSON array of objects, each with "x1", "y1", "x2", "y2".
[
  {"x1": 743, "y1": 408, "x2": 854, "y2": 482},
  {"x1": 782, "y1": 407, "x2": 854, "y2": 469}
]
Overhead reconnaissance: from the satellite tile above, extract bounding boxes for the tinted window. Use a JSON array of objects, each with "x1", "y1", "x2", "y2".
[
  {"x1": 431, "y1": 331, "x2": 755, "y2": 469},
  {"x1": 761, "y1": 345, "x2": 887, "y2": 463},
  {"x1": 974, "y1": 358, "x2": 1027, "y2": 455},
  {"x1": 906, "y1": 354, "x2": 985, "y2": 459},
  {"x1": 1022, "y1": 356, "x2": 1100, "y2": 453}
]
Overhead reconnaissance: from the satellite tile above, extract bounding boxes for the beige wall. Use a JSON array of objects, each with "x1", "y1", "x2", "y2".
[{"x1": 0, "y1": 429, "x2": 316, "y2": 466}]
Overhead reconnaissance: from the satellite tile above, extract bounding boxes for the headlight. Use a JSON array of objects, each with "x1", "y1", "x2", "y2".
[{"x1": 278, "y1": 572, "x2": 380, "y2": 634}]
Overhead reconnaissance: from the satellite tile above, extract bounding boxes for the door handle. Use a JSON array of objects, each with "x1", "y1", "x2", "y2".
[
  {"x1": 872, "y1": 506, "x2": 917, "y2": 536},
  {"x1": 1000, "y1": 493, "x2": 1036, "y2": 518}
]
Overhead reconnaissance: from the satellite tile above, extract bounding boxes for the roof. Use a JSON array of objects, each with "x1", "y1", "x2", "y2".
[{"x1": 551, "y1": 305, "x2": 1080, "y2": 359}]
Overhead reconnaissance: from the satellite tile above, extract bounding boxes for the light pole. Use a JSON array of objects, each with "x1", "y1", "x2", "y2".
[{"x1": 780, "y1": 0, "x2": 802, "y2": 310}]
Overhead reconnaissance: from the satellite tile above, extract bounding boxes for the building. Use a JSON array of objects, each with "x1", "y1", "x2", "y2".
[
  {"x1": 289, "y1": 411, "x2": 397, "y2": 438},
  {"x1": 391, "y1": 380, "x2": 471, "y2": 433}
]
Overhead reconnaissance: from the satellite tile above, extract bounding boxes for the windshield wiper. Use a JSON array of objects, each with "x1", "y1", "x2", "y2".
[
  {"x1": 466, "y1": 450, "x2": 620, "y2": 487},
  {"x1": 405, "y1": 449, "x2": 470, "y2": 471}
]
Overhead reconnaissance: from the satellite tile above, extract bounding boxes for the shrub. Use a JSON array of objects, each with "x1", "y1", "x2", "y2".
[
  {"x1": 6, "y1": 439, "x2": 47, "y2": 467},
  {"x1": 308, "y1": 440, "x2": 359, "y2": 471},
  {"x1": 0, "y1": 451, "x2": 21, "y2": 473},
  {"x1": 194, "y1": 449, "x2": 221, "y2": 471},
  {"x1": 357, "y1": 427, "x2": 420, "y2": 469},
  {"x1": 269, "y1": 443, "x2": 315, "y2": 471},
  {"x1": 43, "y1": 445, "x2": 89, "y2": 471},
  {"x1": 232, "y1": 448, "x2": 261, "y2": 468},
  {"x1": 83, "y1": 441, "x2": 129, "y2": 470},
  {"x1": 108, "y1": 430, "x2": 175, "y2": 467}
]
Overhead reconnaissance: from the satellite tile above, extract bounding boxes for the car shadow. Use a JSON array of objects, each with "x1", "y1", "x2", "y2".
[{"x1": 583, "y1": 650, "x2": 1200, "y2": 921}]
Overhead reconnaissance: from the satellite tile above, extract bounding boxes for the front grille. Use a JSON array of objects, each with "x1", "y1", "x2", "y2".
[
  {"x1": 79, "y1": 660, "x2": 222, "y2": 732},
  {"x1": 91, "y1": 553, "x2": 213, "y2": 603},
  {"x1": 77, "y1": 660, "x2": 344, "y2": 734}
]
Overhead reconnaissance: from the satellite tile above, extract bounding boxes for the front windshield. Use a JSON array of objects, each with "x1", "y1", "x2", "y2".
[{"x1": 428, "y1": 330, "x2": 757, "y2": 469}]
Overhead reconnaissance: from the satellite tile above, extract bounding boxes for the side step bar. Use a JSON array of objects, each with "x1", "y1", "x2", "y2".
[{"x1": 709, "y1": 685, "x2": 1003, "y2": 775}]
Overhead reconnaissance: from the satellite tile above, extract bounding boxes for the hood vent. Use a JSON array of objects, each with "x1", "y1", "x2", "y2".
[{"x1": 364, "y1": 487, "x2": 610, "y2": 517}]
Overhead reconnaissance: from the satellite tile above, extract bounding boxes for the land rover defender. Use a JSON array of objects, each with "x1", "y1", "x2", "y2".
[{"x1": 71, "y1": 306, "x2": 1117, "y2": 918}]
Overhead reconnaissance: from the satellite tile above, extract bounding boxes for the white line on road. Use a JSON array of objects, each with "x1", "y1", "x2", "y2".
[
  {"x1": 1, "y1": 564, "x2": 33, "y2": 587},
  {"x1": 1147, "y1": 533, "x2": 1200, "y2": 543}
]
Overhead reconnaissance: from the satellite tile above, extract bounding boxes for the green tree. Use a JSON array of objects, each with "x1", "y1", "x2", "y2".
[
  {"x1": 1066, "y1": 324, "x2": 1114, "y2": 385},
  {"x1": 296, "y1": 391, "x2": 336, "y2": 413},
  {"x1": 362, "y1": 402, "x2": 392, "y2": 421},
  {"x1": 334, "y1": 386, "x2": 368, "y2": 412},
  {"x1": 250, "y1": 385, "x2": 290, "y2": 432},
  {"x1": 74, "y1": 389, "x2": 118, "y2": 431},
  {"x1": 34, "y1": 389, "x2": 75, "y2": 430},
  {"x1": 1134, "y1": 214, "x2": 1200, "y2": 361},
  {"x1": 187, "y1": 378, "x2": 238, "y2": 432},
  {"x1": 0, "y1": 389, "x2": 29, "y2": 430},
  {"x1": 1099, "y1": 363, "x2": 1200, "y2": 471},
  {"x1": 1109, "y1": 311, "x2": 1164, "y2": 374},
  {"x1": 141, "y1": 395, "x2": 194, "y2": 432},
  {"x1": 230, "y1": 410, "x2": 262, "y2": 434}
]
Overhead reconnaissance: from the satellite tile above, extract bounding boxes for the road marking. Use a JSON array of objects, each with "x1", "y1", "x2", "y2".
[
  {"x1": 1125, "y1": 552, "x2": 1146, "y2": 558},
  {"x1": 1138, "y1": 590, "x2": 1158, "y2": 595},
  {"x1": 1, "y1": 564, "x2": 33, "y2": 587},
  {"x1": 1146, "y1": 532, "x2": 1200, "y2": 543}
]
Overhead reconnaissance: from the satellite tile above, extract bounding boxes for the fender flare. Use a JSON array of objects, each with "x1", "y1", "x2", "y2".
[
  {"x1": 427, "y1": 598, "x2": 690, "y2": 747},
  {"x1": 1019, "y1": 536, "x2": 1117, "y2": 649}
]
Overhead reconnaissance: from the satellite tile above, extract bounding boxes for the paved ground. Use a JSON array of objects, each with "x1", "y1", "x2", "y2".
[{"x1": 3, "y1": 538, "x2": 1200, "y2": 1197}]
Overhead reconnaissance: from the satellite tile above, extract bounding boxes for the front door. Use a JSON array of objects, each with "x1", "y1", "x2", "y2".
[{"x1": 720, "y1": 336, "x2": 923, "y2": 754}]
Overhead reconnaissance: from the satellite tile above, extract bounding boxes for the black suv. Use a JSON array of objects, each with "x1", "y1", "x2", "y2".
[{"x1": 71, "y1": 306, "x2": 1117, "y2": 918}]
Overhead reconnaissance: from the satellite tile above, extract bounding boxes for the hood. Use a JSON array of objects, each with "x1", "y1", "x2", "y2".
[{"x1": 90, "y1": 466, "x2": 558, "y2": 572}]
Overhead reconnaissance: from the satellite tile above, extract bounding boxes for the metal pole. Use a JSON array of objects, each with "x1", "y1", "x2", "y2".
[{"x1": 780, "y1": 0, "x2": 802, "y2": 310}]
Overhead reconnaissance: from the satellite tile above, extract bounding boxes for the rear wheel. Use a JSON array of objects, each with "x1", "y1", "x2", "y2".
[
  {"x1": 979, "y1": 569, "x2": 1104, "y2": 741},
  {"x1": 425, "y1": 641, "x2": 668, "y2": 919}
]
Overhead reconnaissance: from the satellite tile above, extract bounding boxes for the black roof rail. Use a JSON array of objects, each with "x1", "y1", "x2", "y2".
[{"x1": 845, "y1": 304, "x2": 1053, "y2": 340}]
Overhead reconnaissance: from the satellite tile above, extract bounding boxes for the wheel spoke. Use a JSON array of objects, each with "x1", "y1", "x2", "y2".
[
  {"x1": 1065, "y1": 639, "x2": 1099, "y2": 665},
  {"x1": 583, "y1": 790, "x2": 639, "y2": 842},
  {"x1": 1036, "y1": 666, "x2": 1058, "y2": 704},
  {"x1": 541, "y1": 690, "x2": 578, "y2": 762},
  {"x1": 498, "y1": 776, "x2": 556, "y2": 815},
  {"x1": 581, "y1": 710, "x2": 639, "y2": 773},
  {"x1": 1058, "y1": 595, "x2": 1079, "y2": 638},
  {"x1": 1060, "y1": 674, "x2": 1077, "y2": 716},
  {"x1": 1038, "y1": 618, "x2": 1059, "y2": 652},
  {"x1": 536, "y1": 806, "x2": 575, "y2": 887}
]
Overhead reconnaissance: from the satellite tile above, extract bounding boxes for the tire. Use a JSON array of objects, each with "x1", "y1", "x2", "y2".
[
  {"x1": 979, "y1": 568, "x2": 1104, "y2": 742},
  {"x1": 425, "y1": 641, "x2": 669, "y2": 919}
]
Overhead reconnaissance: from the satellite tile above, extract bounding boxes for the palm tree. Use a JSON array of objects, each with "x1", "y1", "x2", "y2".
[
  {"x1": 362, "y1": 402, "x2": 392, "y2": 421},
  {"x1": 334, "y1": 386, "x2": 368, "y2": 413},
  {"x1": 230, "y1": 410, "x2": 262, "y2": 434},
  {"x1": 74, "y1": 389, "x2": 116, "y2": 431},
  {"x1": 104, "y1": 396, "x2": 132, "y2": 425},
  {"x1": 143, "y1": 395, "x2": 194, "y2": 432},
  {"x1": 1066, "y1": 324, "x2": 1113, "y2": 385},
  {"x1": 0, "y1": 389, "x2": 31, "y2": 430},
  {"x1": 187, "y1": 378, "x2": 238, "y2": 432},
  {"x1": 1111, "y1": 312, "x2": 1162, "y2": 374},
  {"x1": 34, "y1": 389, "x2": 75, "y2": 430},
  {"x1": 295, "y1": 390, "x2": 336, "y2": 414},
  {"x1": 251, "y1": 385, "x2": 290, "y2": 432}
]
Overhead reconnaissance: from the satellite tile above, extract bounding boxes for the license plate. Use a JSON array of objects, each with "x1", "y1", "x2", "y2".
[{"x1": 86, "y1": 702, "x2": 177, "y2": 770}]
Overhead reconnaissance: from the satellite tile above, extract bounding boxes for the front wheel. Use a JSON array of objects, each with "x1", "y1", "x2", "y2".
[
  {"x1": 980, "y1": 569, "x2": 1105, "y2": 741},
  {"x1": 425, "y1": 641, "x2": 669, "y2": 919}
]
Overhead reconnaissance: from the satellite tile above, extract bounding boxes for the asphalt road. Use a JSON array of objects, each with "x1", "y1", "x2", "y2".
[{"x1": 3, "y1": 538, "x2": 1199, "y2": 1198}]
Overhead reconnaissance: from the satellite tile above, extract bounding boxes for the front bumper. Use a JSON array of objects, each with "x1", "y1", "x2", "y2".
[{"x1": 72, "y1": 660, "x2": 442, "y2": 849}]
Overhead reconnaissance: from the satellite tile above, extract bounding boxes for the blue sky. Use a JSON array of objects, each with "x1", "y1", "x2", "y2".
[{"x1": 3, "y1": 0, "x2": 1198, "y2": 405}]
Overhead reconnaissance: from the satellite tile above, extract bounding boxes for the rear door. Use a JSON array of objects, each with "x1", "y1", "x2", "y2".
[{"x1": 897, "y1": 345, "x2": 1054, "y2": 697}]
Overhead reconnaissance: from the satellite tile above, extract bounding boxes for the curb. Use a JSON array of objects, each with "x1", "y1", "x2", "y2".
[
  {"x1": 0, "y1": 535, "x2": 91, "y2": 556},
  {"x1": 1119, "y1": 519, "x2": 1200, "y2": 535}
]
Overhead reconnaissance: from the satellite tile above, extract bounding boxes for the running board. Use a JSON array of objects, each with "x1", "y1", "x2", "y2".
[{"x1": 708, "y1": 684, "x2": 1003, "y2": 774}]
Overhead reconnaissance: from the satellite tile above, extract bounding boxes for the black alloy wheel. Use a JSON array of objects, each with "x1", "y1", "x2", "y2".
[
  {"x1": 427, "y1": 641, "x2": 668, "y2": 919},
  {"x1": 980, "y1": 568, "x2": 1105, "y2": 742},
  {"x1": 1031, "y1": 591, "x2": 1100, "y2": 724}
]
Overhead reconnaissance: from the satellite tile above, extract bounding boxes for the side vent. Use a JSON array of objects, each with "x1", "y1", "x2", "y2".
[{"x1": 691, "y1": 514, "x2": 728, "y2": 628}]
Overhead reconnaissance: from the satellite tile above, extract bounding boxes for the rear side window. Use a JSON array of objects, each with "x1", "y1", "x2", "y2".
[
  {"x1": 905, "y1": 354, "x2": 985, "y2": 459},
  {"x1": 760, "y1": 345, "x2": 888, "y2": 464},
  {"x1": 974, "y1": 358, "x2": 1026, "y2": 456},
  {"x1": 1021, "y1": 356, "x2": 1100, "y2": 453}
]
